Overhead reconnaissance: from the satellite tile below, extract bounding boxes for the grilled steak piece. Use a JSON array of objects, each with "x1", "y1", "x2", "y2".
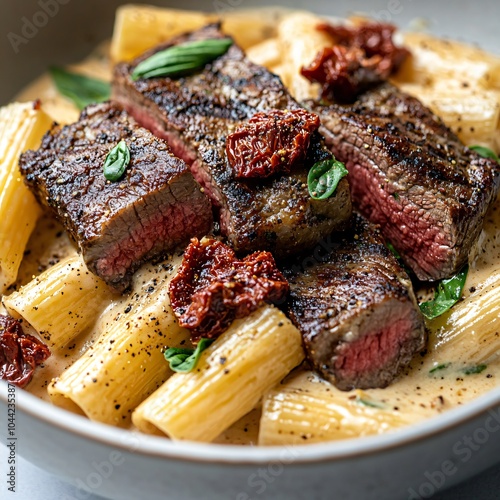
[
  {"x1": 20, "y1": 103, "x2": 212, "y2": 291},
  {"x1": 311, "y1": 83, "x2": 500, "y2": 281},
  {"x1": 284, "y1": 215, "x2": 426, "y2": 390},
  {"x1": 113, "y1": 24, "x2": 352, "y2": 257}
]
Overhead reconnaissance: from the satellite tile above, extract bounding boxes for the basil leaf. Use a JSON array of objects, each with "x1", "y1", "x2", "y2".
[
  {"x1": 164, "y1": 338, "x2": 214, "y2": 373},
  {"x1": 469, "y1": 145, "x2": 499, "y2": 162},
  {"x1": 419, "y1": 265, "x2": 468, "y2": 320},
  {"x1": 355, "y1": 395, "x2": 386, "y2": 409},
  {"x1": 429, "y1": 362, "x2": 451, "y2": 374},
  {"x1": 50, "y1": 67, "x2": 110, "y2": 110},
  {"x1": 103, "y1": 140, "x2": 130, "y2": 182},
  {"x1": 308, "y1": 157, "x2": 348, "y2": 200},
  {"x1": 386, "y1": 242, "x2": 401, "y2": 259},
  {"x1": 463, "y1": 364, "x2": 487, "y2": 375},
  {"x1": 132, "y1": 38, "x2": 233, "y2": 81}
]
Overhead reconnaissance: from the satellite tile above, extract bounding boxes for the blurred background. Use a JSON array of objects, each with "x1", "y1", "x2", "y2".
[{"x1": 0, "y1": 0, "x2": 499, "y2": 103}]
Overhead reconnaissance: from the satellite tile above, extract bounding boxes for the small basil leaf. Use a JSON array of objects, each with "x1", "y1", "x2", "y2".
[
  {"x1": 429, "y1": 362, "x2": 451, "y2": 374},
  {"x1": 469, "y1": 145, "x2": 499, "y2": 162},
  {"x1": 463, "y1": 364, "x2": 487, "y2": 375},
  {"x1": 419, "y1": 265, "x2": 468, "y2": 320},
  {"x1": 308, "y1": 157, "x2": 348, "y2": 200},
  {"x1": 164, "y1": 338, "x2": 214, "y2": 373},
  {"x1": 386, "y1": 242, "x2": 401, "y2": 260},
  {"x1": 50, "y1": 67, "x2": 110, "y2": 110},
  {"x1": 103, "y1": 140, "x2": 130, "y2": 182},
  {"x1": 132, "y1": 38, "x2": 233, "y2": 81},
  {"x1": 355, "y1": 395, "x2": 386, "y2": 409}
]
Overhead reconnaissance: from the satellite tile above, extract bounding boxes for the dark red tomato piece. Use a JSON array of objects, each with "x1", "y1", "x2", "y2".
[
  {"x1": 226, "y1": 109, "x2": 320, "y2": 179},
  {"x1": 169, "y1": 238, "x2": 289, "y2": 342},
  {"x1": 302, "y1": 22, "x2": 410, "y2": 103},
  {"x1": 0, "y1": 315, "x2": 50, "y2": 388}
]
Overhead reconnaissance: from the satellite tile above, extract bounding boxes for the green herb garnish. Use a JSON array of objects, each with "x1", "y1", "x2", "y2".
[
  {"x1": 355, "y1": 395, "x2": 386, "y2": 409},
  {"x1": 429, "y1": 362, "x2": 451, "y2": 374},
  {"x1": 469, "y1": 145, "x2": 499, "y2": 162},
  {"x1": 463, "y1": 364, "x2": 487, "y2": 375},
  {"x1": 103, "y1": 140, "x2": 130, "y2": 182},
  {"x1": 131, "y1": 38, "x2": 233, "y2": 81},
  {"x1": 419, "y1": 265, "x2": 468, "y2": 320},
  {"x1": 49, "y1": 67, "x2": 110, "y2": 110},
  {"x1": 386, "y1": 242, "x2": 401, "y2": 259},
  {"x1": 164, "y1": 338, "x2": 214, "y2": 373},
  {"x1": 308, "y1": 157, "x2": 348, "y2": 200}
]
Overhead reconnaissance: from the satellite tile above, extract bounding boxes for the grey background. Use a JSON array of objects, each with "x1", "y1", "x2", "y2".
[{"x1": 1, "y1": 0, "x2": 500, "y2": 498}]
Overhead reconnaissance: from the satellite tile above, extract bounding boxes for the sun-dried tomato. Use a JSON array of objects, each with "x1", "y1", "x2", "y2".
[
  {"x1": 226, "y1": 109, "x2": 320, "y2": 179},
  {"x1": 301, "y1": 22, "x2": 410, "y2": 103},
  {"x1": 0, "y1": 315, "x2": 51, "y2": 388},
  {"x1": 169, "y1": 238, "x2": 289, "y2": 342}
]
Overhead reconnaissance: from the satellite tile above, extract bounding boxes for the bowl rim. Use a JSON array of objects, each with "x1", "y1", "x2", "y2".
[{"x1": 2, "y1": 381, "x2": 500, "y2": 465}]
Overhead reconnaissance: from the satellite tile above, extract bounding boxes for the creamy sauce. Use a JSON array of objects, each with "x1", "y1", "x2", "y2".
[{"x1": 3, "y1": 41, "x2": 500, "y2": 446}]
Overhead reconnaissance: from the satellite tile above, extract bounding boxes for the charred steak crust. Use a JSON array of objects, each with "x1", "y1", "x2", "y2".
[
  {"x1": 284, "y1": 214, "x2": 426, "y2": 390},
  {"x1": 112, "y1": 24, "x2": 352, "y2": 257},
  {"x1": 311, "y1": 83, "x2": 500, "y2": 281},
  {"x1": 19, "y1": 102, "x2": 212, "y2": 291}
]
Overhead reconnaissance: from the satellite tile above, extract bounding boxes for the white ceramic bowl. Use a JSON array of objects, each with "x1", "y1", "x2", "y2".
[
  {"x1": 2, "y1": 384, "x2": 500, "y2": 499},
  {"x1": 1, "y1": 1, "x2": 499, "y2": 498}
]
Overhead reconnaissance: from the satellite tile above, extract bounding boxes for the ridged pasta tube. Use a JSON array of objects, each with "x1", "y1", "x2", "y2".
[
  {"x1": 259, "y1": 371, "x2": 410, "y2": 446},
  {"x1": 48, "y1": 255, "x2": 190, "y2": 426},
  {"x1": 3, "y1": 254, "x2": 113, "y2": 349},
  {"x1": 0, "y1": 102, "x2": 52, "y2": 293},
  {"x1": 132, "y1": 305, "x2": 305, "y2": 442}
]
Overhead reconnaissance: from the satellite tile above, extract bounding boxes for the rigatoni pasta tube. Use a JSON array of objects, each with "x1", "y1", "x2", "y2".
[
  {"x1": 0, "y1": 102, "x2": 52, "y2": 293},
  {"x1": 3, "y1": 254, "x2": 113, "y2": 349},
  {"x1": 48, "y1": 256, "x2": 190, "y2": 426},
  {"x1": 397, "y1": 83, "x2": 500, "y2": 149},
  {"x1": 132, "y1": 305, "x2": 305, "y2": 442},
  {"x1": 110, "y1": 5, "x2": 290, "y2": 63},
  {"x1": 259, "y1": 371, "x2": 410, "y2": 446},
  {"x1": 276, "y1": 12, "x2": 334, "y2": 101},
  {"x1": 428, "y1": 268, "x2": 500, "y2": 366},
  {"x1": 397, "y1": 33, "x2": 500, "y2": 89}
]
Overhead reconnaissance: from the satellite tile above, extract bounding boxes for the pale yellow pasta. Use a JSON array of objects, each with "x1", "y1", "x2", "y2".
[
  {"x1": 0, "y1": 102, "x2": 52, "y2": 293},
  {"x1": 221, "y1": 7, "x2": 292, "y2": 50},
  {"x1": 48, "y1": 255, "x2": 190, "y2": 426},
  {"x1": 110, "y1": 4, "x2": 291, "y2": 63},
  {"x1": 276, "y1": 12, "x2": 333, "y2": 101},
  {"x1": 428, "y1": 269, "x2": 500, "y2": 366},
  {"x1": 110, "y1": 5, "x2": 216, "y2": 63},
  {"x1": 259, "y1": 371, "x2": 410, "y2": 446},
  {"x1": 398, "y1": 83, "x2": 500, "y2": 149},
  {"x1": 397, "y1": 32, "x2": 500, "y2": 89},
  {"x1": 132, "y1": 305, "x2": 304, "y2": 442},
  {"x1": 3, "y1": 254, "x2": 114, "y2": 349},
  {"x1": 246, "y1": 38, "x2": 281, "y2": 69}
]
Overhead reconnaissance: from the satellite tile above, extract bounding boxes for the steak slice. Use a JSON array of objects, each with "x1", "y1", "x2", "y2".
[
  {"x1": 284, "y1": 214, "x2": 426, "y2": 390},
  {"x1": 112, "y1": 24, "x2": 352, "y2": 257},
  {"x1": 311, "y1": 83, "x2": 500, "y2": 281},
  {"x1": 19, "y1": 102, "x2": 212, "y2": 291}
]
